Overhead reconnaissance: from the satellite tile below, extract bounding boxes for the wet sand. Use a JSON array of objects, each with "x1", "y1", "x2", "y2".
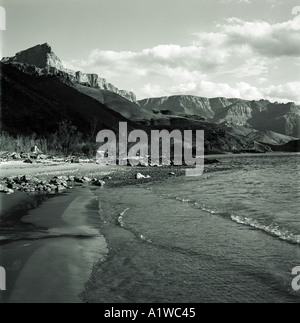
[
  {"x1": 0, "y1": 188, "x2": 108, "y2": 303},
  {"x1": 0, "y1": 161, "x2": 223, "y2": 303}
]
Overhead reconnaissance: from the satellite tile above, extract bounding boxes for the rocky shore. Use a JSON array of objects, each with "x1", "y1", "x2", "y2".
[{"x1": 0, "y1": 157, "x2": 223, "y2": 194}]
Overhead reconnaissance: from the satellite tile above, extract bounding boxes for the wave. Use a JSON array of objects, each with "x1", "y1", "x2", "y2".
[
  {"x1": 117, "y1": 208, "x2": 153, "y2": 244},
  {"x1": 117, "y1": 208, "x2": 130, "y2": 228},
  {"x1": 231, "y1": 215, "x2": 300, "y2": 245},
  {"x1": 159, "y1": 192, "x2": 300, "y2": 246}
]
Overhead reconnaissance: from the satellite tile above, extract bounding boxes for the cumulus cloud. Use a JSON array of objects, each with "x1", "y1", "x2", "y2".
[
  {"x1": 64, "y1": 16, "x2": 300, "y2": 104},
  {"x1": 194, "y1": 16, "x2": 300, "y2": 57},
  {"x1": 220, "y1": 0, "x2": 251, "y2": 3},
  {"x1": 220, "y1": 17, "x2": 300, "y2": 57}
]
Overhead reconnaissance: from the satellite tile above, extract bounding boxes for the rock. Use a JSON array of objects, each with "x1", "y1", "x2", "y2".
[
  {"x1": 74, "y1": 177, "x2": 84, "y2": 183},
  {"x1": 23, "y1": 158, "x2": 33, "y2": 164},
  {"x1": 6, "y1": 188, "x2": 14, "y2": 194},
  {"x1": 135, "y1": 173, "x2": 151, "y2": 180},
  {"x1": 56, "y1": 176, "x2": 68, "y2": 181},
  {"x1": 37, "y1": 154, "x2": 48, "y2": 160},
  {"x1": 20, "y1": 175, "x2": 33, "y2": 182},
  {"x1": 93, "y1": 180, "x2": 106, "y2": 187},
  {"x1": 82, "y1": 176, "x2": 91, "y2": 182},
  {"x1": 11, "y1": 152, "x2": 21, "y2": 160},
  {"x1": 169, "y1": 172, "x2": 176, "y2": 176},
  {"x1": 0, "y1": 184, "x2": 8, "y2": 193},
  {"x1": 20, "y1": 152, "x2": 29, "y2": 159},
  {"x1": 57, "y1": 185, "x2": 66, "y2": 191},
  {"x1": 102, "y1": 176, "x2": 112, "y2": 180},
  {"x1": 13, "y1": 176, "x2": 22, "y2": 184}
]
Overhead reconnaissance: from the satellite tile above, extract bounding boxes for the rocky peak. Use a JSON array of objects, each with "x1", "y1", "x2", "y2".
[
  {"x1": 2, "y1": 43, "x2": 64, "y2": 70},
  {"x1": 1, "y1": 43, "x2": 137, "y2": 103}
]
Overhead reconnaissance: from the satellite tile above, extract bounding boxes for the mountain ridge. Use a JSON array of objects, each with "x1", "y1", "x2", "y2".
[
  {"x1": 1, "y1": 43, "x2": 299, "y2": 152},
  {"x1": 138, "y1": 95, "x2": 300, "y2": 139},
  {"x1": 1, "y1": 43, "x2": 138, "y2": 103}
]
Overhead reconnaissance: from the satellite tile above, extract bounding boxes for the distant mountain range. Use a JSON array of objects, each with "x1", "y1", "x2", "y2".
[
  {"x1": 138, "y1": 96, "x2": 300, "y2": 144},
  {"x1": 1, "y1": 43, "x2": 299, "y2": 153}
]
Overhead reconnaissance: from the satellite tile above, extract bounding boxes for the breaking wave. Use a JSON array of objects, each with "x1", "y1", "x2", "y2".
[{"x1": 230, "y1": 215, "x2": 300, "y2": 245}]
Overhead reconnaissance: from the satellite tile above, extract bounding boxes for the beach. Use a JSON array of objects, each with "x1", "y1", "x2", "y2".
[
  {"x1": 1, "y1": 154, "x2": 299, "y2": 303},
  {"x1": 0, "y1": 159, "x2": 215, "y2": 303}
]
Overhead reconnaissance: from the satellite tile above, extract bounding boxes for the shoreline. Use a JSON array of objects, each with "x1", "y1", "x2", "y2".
[
  {"x1": 0, "y1": 163, "x2": 200, "y2": 303},
  {"x1": 0, "y1": 187, "x2": 107, "y2": 303},
  {"x1": 1, "y1": 153, "x2": 297, "y2": 302}
]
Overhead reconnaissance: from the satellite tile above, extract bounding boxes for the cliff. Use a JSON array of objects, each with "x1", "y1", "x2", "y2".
[
  {"x1": 139, "y1": 95, "x2": 300, "y2": 138},
  {"x1": 1, "y1": 43, "x2": 137, "y2": 103}
]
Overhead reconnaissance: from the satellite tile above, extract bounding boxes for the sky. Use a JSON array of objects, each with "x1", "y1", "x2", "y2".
[{"x1": 0, "y1": 0, "x2": 300, "y2": 103}]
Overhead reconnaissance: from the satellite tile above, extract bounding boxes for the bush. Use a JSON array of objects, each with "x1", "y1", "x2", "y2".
[{"x1": 0, "y1": 121, "x2": 97, "y2": 157}]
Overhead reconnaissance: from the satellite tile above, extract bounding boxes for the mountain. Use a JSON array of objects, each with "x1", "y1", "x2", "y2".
[
  {"x1": 74, "y1": 85, "x2": 154, "y2": 121},
  {"x1": 1, "y1": 43, "x2": 296, "y2": 154},
  {"x1": 139, "y1": 95, "x2": 300, "y2": 138},
  {"x1": 0, "y1": 61, "x2": 270, "y2": 154},
  {"x1": 0, "y1": 62, "x2": 138, "y2": 136},
  {"x1": 266, "y1": 140, "x2": 300, "y2": 152},
  {"x1": 1, "y1": 43, "x2": 138, "y2": 103},
  {"x1": 245, "y1": 130, "x2": 298, "y2": 146}
]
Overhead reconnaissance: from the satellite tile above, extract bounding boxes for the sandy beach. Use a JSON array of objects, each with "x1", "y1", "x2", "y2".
[
  {"x1": 0, "y1": 160, "x2": 201, "y2": 303},
  {"x1": 0, "y1": 186, "x2": 108, "y2": 303}
]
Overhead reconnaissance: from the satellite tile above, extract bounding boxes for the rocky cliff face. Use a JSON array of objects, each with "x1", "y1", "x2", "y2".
[
  {"x1": 139, "y1": 95, "x2": 300, "y2": 137},
  {"x1": 1, "y1": 43, "x2": 64, "y2": 70},
  {"x1": 1, "y1": 43, "x2": 137, "y2": 103},
  {"x1": 139, "y1": 96, "x2": 214, "y2": 119}
]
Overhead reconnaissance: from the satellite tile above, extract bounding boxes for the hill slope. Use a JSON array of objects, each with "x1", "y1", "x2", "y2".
[
  {"x1": 139, "y1": 95, "x2": 300, "y2": 138},
  {"x1": 0, "y1": 62, "x2": 137, "y2": 136}
]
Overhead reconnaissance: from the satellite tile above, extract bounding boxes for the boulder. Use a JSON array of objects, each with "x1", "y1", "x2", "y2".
[
  {"x1": 23, "y1": 158, "x2": 33, "y2": 164},
  {"x1": 135, "y1": 173, "x2": 151, "y2": 180},
  {"x1": 20, "y1": 175, "x2": 33, "y2": 182},
  {"x1": 93, "y1": 179, "x2": 106, "y2": 187}
]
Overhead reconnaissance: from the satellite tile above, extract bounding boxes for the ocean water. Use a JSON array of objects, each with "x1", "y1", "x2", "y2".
[{"x1": 87, "y1": 153, "x2": 300, "y2": 303}]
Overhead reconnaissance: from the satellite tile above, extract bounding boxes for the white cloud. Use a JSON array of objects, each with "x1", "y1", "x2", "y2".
[
  {"x1": 218, "y1": 16, "x2": 300, "y2": 57},
  {"x1": 64, "y1": 16, "x2": 300, "y2": 104},
  {"x1": 220, "y1": 0, "x2": 251, "y2": 3}
]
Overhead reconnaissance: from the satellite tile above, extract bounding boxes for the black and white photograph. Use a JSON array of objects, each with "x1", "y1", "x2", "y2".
[{"x1": 0, "y1": 0, "x2": 299, "y2": 306}]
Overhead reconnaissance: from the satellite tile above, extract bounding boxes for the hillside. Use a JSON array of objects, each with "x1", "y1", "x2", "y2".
[
  {"x1": 0, "y1": 62, "x2": 137, "y2": 136},
  {"x1": 1, "y1": 43, "x2": 137, "y2": 103},
  {"x1": 139, "y1": 95, "x2": 300, "y2": 138},
  {"x1": 3, "y1": 43, "x2": 298, "y2": 154}
]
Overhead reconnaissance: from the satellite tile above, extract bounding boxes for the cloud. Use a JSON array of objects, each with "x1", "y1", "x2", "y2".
[
  {"x1": 141, "y1": 81, "x2": 300, "y2": 104},
  {"x1": 64, "y1": 16, "x2": 300, "y2": 104},
  {"x1": 193, "y1": 16, "x2": 300, "y2": 58},
  {"x1": 220, "y1": 0, "x2": 251, "y2": 3},
  {"x1": 222, "y1": 16, "x2": 300, "y2": 57}
]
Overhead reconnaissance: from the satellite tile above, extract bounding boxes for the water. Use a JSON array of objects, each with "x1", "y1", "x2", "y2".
[{"x1": 84, "y1": 153, "x2": 300, "y2": 303}]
